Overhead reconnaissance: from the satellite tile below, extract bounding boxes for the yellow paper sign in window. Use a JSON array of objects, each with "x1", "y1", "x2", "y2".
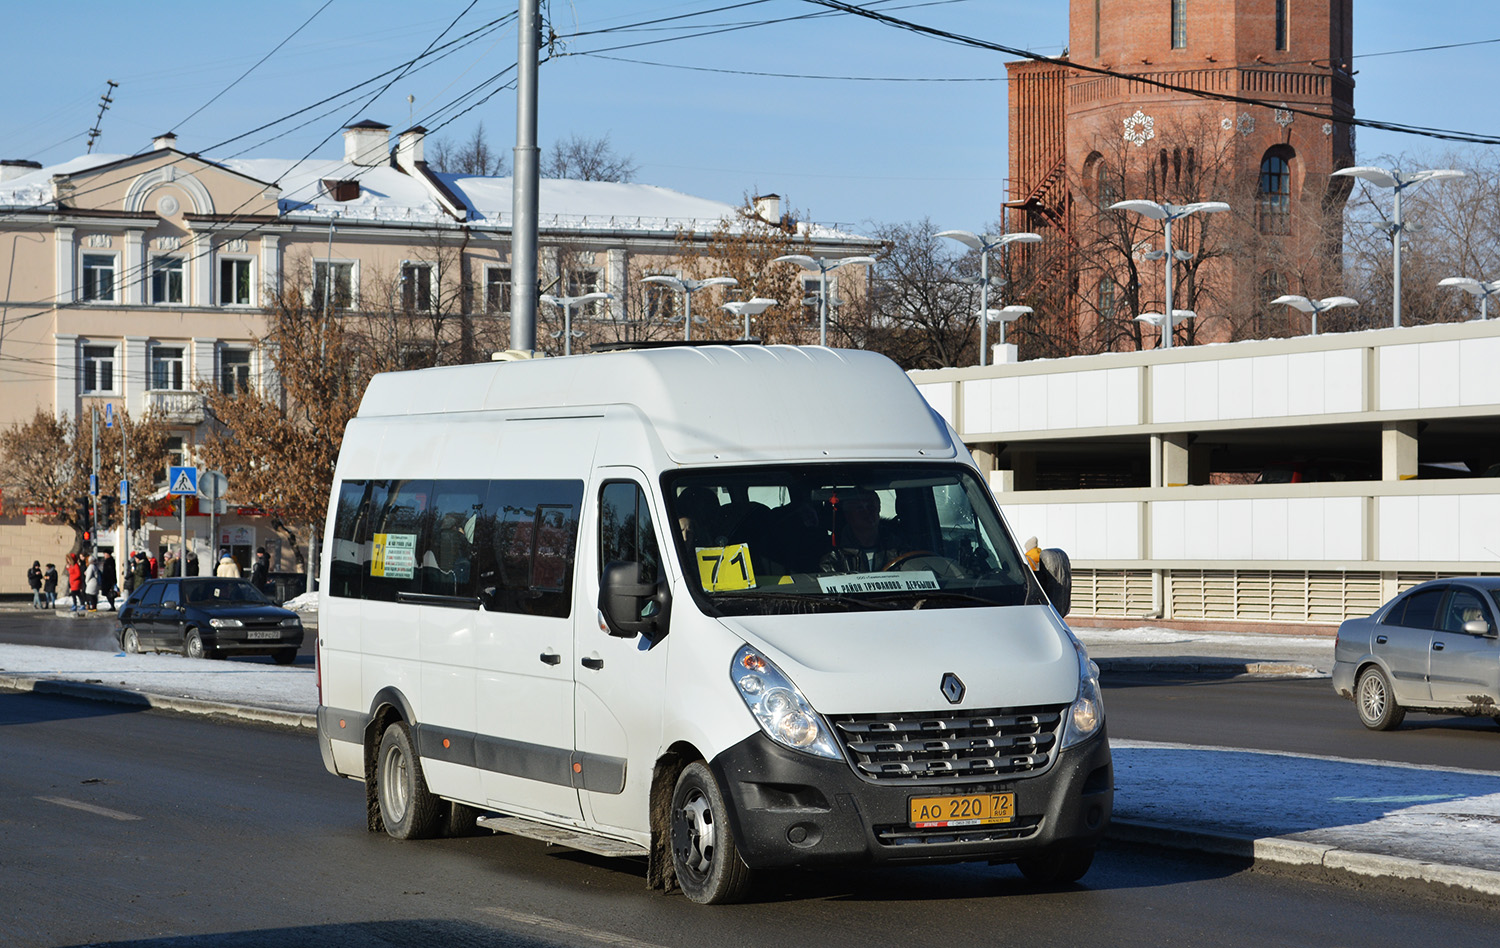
[{"x1": 696, "y1": 544, "x2": 756, "y2": 591}]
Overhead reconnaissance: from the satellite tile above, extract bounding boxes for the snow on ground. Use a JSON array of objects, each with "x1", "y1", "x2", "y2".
[{"x1": 1078, "y1": 625, "x2": 1333, "y2": 652}]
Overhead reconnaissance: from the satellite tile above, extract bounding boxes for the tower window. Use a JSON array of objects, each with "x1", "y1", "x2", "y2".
[
  {"x1": 1094, "y1": 0, "x2": 1102, "y2": 58},
  {"x1": 1275, "y1": 0, "x2": 1288, "y2": 51},
  {"x1": 1259, "y1": 148, "x2": 1294, "y2": 235},
  {"x1": 1171, "y1": 0, "x2": 1186, "y2": 49}
]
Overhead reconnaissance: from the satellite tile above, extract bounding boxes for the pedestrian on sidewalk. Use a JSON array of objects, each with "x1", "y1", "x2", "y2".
[
  {"x1": 66, "y1": 555, "x2": 83, "y2": 613},
  {"x1": 131, "y1": 552, "x2": 150, "y2": 591},
  {"x1": 186, "y1": 551, "x2": 200, "y2": 576},
  {"x1": 100, "y1": 551, "x2": 118, "y2": 610},
  {"x1": 43, "y1": 563, "x2": 58, "y2": 609},
  {"x1": 27, "y1": 560, "x2": 43, "y2": 609},
  {"x1": 84, "y1": 556, "x2": 101, "y2": 612},
  {"x1": 216, "y1": 550, "x2": 241, "y2": 578}
]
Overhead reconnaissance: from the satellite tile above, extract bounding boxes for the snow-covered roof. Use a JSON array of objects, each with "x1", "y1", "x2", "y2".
[{"x1": 0, "y1": 149, "x2": 869, "y2": 243}]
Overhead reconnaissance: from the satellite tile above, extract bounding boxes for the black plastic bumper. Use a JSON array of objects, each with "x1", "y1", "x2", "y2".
[{"x1": 708, "y1": 727, "x2": 1112, "y2": 869}]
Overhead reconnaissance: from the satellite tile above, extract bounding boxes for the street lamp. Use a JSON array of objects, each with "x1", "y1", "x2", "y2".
[
  {"x1": 1269, "y1": 294, "x2": 1358, "y2": 336},
  {"x1": 1438, "y1": 277, "x2": 1500, "y2": 321},
  {"x1": 982, "y1": 305, "x2": 1033, "y2": 348},
  {"x1": 772, "y1": 254, "x2": 876, "y2": 347},
  {"x1": 538, "y1": 291, "x2": 612, "y2": 356},
  {"x1": 1331, "y1": 166, "x2": 1465, "y2": 328},
  {"x1": 1134, "y1": 310, "x2": 1196, "y2": 348},
  {"x1": 1110, "y1": 200, "x2": 1229, "y2": 349},
  {"x1": 936, "y1": 230, "x2": 1041, "y2": 367},
  {"x1": 721, "y1": 297, "x2": 778, "y2": 340},
  {"x1": 639, "y1": 275, "x2": 738, "y2": 341}
]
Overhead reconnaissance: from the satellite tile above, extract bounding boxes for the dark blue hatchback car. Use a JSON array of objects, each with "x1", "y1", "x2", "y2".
[{"x1": 117, "y1": 577, "x2": 304, "y2": 664}]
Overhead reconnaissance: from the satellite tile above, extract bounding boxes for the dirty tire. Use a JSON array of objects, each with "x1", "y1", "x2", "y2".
[
  {"x1": 376, "y1": 722, "x2": 442, "y2": 840},
  {"x1": 271, "y1": 648, "x2": 298, "y2": 665},
  {"x1": 182, "y1": 628, "x2": 210, "y2": 660},
  {"x1": 121, "y1": 627, "x2": 141, "y2": 654},
  {"x1": 1356, "y1": 665, "x2": 1405, "y2": 731},
  {"x1": 670, "y1": 760, "x2": 752, "y2": 904},
  {"x1": 1017, "y1": 846, "x2": 1095, "y2": 886}
]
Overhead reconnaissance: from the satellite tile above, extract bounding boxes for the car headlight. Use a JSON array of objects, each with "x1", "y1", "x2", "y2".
[
  {"x1": 1061, "y1": 637, "x2": 1104, "y2": 749},
  {"x1": 208, "y1": 618, "x2": 243, "y2": 628},
  {"x1": 280, "y1": 618, "x2": 301, "y2": 628},
  {"x1": 731, "y1": 646, "x2": 842, "y2": 760}
]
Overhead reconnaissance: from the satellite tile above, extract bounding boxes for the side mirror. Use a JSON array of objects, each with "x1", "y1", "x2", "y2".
[
  {"x1": 162, "y1": 600, "x2": 178, "y2": 609},
  {"x1": 1036, "y1": 548, "x2": 1072, "y2": 618},
  {"x1": 598, "y1": 561, "x2": 671, "y2": 643},
  {"x1": 1463, "y1": 618, "x2": 1494, "y2": 637}
]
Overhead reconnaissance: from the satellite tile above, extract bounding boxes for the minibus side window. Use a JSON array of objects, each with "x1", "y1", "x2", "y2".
[
  {"x1": 421, "y1": 480, "x2": 488, "y2": 600},
  {"x1": 329, "y1": 480, "x2": 368, "y2": 599},
  {"x1": 365, "y1": 479, "x2": 431, "y2": 602},
  {"x1": 485, "y1": 479, "x2": 584, "y2": 618},
  {"x1": 600, "y1": 481, "x2": 659, "y2": 586}
]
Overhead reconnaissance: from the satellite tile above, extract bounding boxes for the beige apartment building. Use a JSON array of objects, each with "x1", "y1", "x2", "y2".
[{"x1": 0, "y1": 121, "x2": 879, "y2": 592}]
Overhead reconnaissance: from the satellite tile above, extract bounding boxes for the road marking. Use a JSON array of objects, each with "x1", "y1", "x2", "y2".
[
  {"x1": 477, "y1": 906, "x2": 668, "y2": 948},
  {"x1": 36, "y1": 796, "x2": 143, "y2": 821}
]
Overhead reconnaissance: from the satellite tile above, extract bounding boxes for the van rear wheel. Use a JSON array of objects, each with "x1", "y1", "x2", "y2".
[
  {"x1": 670, "y1": 761, "x2": 752, "y2": 904},
  {"x1": 376, "y1": 722, "x2": 442, "y2": 840}
]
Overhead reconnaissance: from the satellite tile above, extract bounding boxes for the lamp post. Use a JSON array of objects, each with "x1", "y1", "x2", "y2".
[
  {"x1": 1109, "y1": 200, "x2": 1229, "y2": 349},
  {"x1": 1438, "y1": 277, "x2": 1500, "y2": 322},
  {"x1": 772, "y1": 254, "x2": 876, "y2": 347},
  {"x1": 1269, "y1": 294, "x2": 1358, "y2": 336},
  {"x1": 639, "y1": 275, "x2": 738, "y2": 341},
  {"x1": 983, "y1": 305, "x2": 1033, "y2": 348},
  {"x1": 1331, "y1": 166, "x2": 1465, "y2": 328},
  {"x1": 1134, "y1": 310, "x2": 1196, "y2": 348},
  {"x1": 538, "y1": 291, "x2": 612, "y2": 356},
  {"x1": 721, "y1": 297, "x2": 778, "y2": 340},
  {"x1": 936, "y1": 230, "x2": 1041, "y2": 366}
]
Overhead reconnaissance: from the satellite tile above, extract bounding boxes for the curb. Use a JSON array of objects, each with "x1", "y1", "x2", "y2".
[
  {"x1": 1094, "y1": 658, "x2": 1327, "y2": 677},
  {"x1": 0, "y1": 674, "x2": 316, "y2": 730},
  {"x1": 1108, "y1": 819, "x2": 1500, "y2": 899}
]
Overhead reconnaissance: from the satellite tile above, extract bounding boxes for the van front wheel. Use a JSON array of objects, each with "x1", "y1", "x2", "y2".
[
  {"x1": 376, "y1": 722, "x2": 442, "y2": 840},
  {"x1": 1017, "y1": 845, "x2": 1095, "y2": 886},
  {"x1": 670, "y1": 761, "x2": 752, "y2": 904}
]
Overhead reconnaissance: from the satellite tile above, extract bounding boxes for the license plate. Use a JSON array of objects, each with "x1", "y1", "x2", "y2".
[
  {"x1": 245, "y1": 629, "x2": 281, "y2": 640},
  {"x1": 910, "y1": 792, "x2": 1015, "y2": 828}
]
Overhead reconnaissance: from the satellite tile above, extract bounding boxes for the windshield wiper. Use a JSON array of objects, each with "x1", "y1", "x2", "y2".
[
  {"x1": 867, "y1": 589, "x2": 1002, "y2": 609},
  {"x1": 714, "y1": 590, "x2": 899, "y2": 611}
]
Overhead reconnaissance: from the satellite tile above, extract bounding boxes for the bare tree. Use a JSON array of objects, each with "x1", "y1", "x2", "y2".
[
  {"x1": 428, "y1": 122, "x2": 508, "y2": 176},
  {"x1": 545, "y1": 133, "x2": 637, "y2": 182}
]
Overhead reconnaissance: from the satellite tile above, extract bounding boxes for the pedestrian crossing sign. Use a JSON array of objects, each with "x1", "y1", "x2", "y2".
[{"x1": 168, "y1": 466, "x2": 199, "y2": 497}]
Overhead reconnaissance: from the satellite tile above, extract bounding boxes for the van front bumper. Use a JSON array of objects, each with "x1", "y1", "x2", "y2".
[{"x1": 708, "y1": 728, "x2": 1112, "y2": 869}]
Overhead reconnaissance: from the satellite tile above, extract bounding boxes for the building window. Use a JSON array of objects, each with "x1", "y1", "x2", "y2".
[
  {"x1": 485, "y1": 266, "x2": 511, "y2": 314},
  {"x1": 82, "y1": 254, "x2": 116, "y2": 302},
  {"x1": 643, "y1": 272, "x2": 679, "y2": 321},
  {"x1": 1097, "y1": 279, "x2": 1116, "y2": 317},
  {"x1": 150, "y1": 346, "x2": 185, "y2": 391},
  {"x1": 151, "y1": 256, "x2": 184, "y2": 304},
  {"x1": 165, "y1": 436, "x2": 185, "y2": 469},
  {"x1": 219, "y1": 258, "x2": 252, "y2": 306},
  {"x1": 567, "y1": 268, "x2": 602, "y2": 316},
  {"x1": 82, "y1": 345, "x2": 116, "y2": 393},
  {"x1": 1275, "y1": 0, "x2": 1288, "y2": 51},
  {"x1": 1171, "y1": 0, "x2": 1186, "y2": 49},
  {"x1": 1094, "y1": 0, "x2": 1101, "y2": 58},
  {"x1": 220, "y1": 349, "x2": 252, "y2": 396},
  {"x1": 313, "y1": 261, "x2": 354, "y2": 312},
  {"x1": 1259, "y1": 147, "x2": 1294, "y2": 235},
  {"x1": 401, "y1": 263, "x2": 433, "y2": 313}
]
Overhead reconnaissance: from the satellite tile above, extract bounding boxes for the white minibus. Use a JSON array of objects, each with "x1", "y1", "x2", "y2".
[{"x1": 316, "y1": 344, "x2": 1110, "y2": 903}]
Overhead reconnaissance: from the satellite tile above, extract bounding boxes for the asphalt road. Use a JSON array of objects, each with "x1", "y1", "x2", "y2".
[
  {"x1": 1102, "y1": 672, "x2": 1500, "y2": 772},
  {"x1": 6, "y1": 687, "x2": 1500, "y2": 948}
]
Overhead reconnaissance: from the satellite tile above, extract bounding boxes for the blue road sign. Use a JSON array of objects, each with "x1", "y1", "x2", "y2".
[
  {"x1": 90, "y1": 474, "x2": 98, "y2": 495},
  {"x1": 119, "y1": 480, "x2": 129, "y2": 504},
  {"x1": 168, "y1": 466, "x2": 199, "y2": 497},
  {"x1": 105, "y1": 403, "x2": 113, "y2": 428}
]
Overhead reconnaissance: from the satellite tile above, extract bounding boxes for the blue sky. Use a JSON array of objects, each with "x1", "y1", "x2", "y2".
[{"x1": 3, "y1": 1, "x2": 1495, "y2": 231}]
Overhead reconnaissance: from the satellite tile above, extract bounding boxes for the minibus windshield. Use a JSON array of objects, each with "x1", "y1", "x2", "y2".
[{"x1": 662, "y1": 464, "x2": 1045, "y2": 616}]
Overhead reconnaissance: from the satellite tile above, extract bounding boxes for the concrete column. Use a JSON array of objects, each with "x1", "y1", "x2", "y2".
[
  {"x1": 260, "y1": 234, "x2": 280, "y2": 304},
  {"x1": 54, "y1": 333, "x2": 77, "y2": 420},
  {"x1": 124, "y1": 230, "x2": 145, "y2": 305},
  {"x1": 607, "y1": 248, "x2": 626, "y2": 321},
  {"x1": 1161, "y1": 433, "x2": 1190, "y2": 487},
  {"x1": 123, "y1": 335, "x2": 149, "y2": 417},
  {"x1": 192, "y1": 337, "x2": 216, "y2": 388},
  {"x1": 1382, "y1": 421, "x2": 1419, "y2": 481},
  {"x1": 191, "y1": 232, "x2": 212, "y2": 307},
  {"x1": 1149, "y1": 434, "x2": 1162, "y2": 487},
  {"x1": 970, "y1": 442, "x2": 1000, "y2": 477},
  {"x1": 55, "y1": 226, "x2": 75, "y2": 303}
]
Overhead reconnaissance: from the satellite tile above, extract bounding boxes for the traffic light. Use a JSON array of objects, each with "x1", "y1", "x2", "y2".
[
  {"x1": 99, "y1": 496, "x2": 116, "y2": 529},
  {"x1": 129, "y1": 508, "x2": 141, "y2": 531},
  {"x1": 75, "y1": 496, "x2": 89, "y2": 527}
]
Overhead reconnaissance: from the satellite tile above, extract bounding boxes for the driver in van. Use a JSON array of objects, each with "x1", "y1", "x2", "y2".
[{"x1": 819, "y1": 488, "x2": 905, "y2": 573}]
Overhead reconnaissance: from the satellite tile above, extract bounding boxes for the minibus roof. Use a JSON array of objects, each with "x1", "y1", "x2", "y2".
[{"x1": 356, "y1": 345, "x2": 957, "y2": 465}]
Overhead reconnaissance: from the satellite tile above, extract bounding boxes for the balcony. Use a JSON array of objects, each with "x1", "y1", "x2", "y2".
[{"x1": 147, "y1": 390, "x2": 205, "y2": 424}]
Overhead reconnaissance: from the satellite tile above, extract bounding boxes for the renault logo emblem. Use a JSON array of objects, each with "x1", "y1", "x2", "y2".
[{"x1": 940, "y1": 672, "x2": 965, "y2": 705}]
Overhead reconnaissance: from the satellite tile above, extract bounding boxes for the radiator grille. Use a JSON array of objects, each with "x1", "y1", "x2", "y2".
[{"x1": 831, "y1": 707, "x2": 1064, "y2": 783}]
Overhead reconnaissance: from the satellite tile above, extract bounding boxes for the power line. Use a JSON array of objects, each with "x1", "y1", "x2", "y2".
[{"x1": 586, "y1": 52, "x2": 1007, "y2": 82}]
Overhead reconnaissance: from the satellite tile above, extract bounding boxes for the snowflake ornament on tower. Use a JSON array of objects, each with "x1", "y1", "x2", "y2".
[{"x1": 1123, "y1": 109, "x2": 1156, "y2": 147}]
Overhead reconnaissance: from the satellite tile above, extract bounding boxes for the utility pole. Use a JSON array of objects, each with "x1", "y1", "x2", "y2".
[
  {"x1": 510, "y1": 0, "x2": 541, "y2": 353},
  {"x1": 85, "y1": 81, "x2": 118, "y2": 154},
  {"x1": 90, "y1": 407, "x2": 99, "y2": 551}
]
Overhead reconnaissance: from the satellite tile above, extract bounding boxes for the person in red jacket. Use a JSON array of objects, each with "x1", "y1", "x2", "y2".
[{"x1": 65, "y1": 554, "x2": 84, "y2": 613}]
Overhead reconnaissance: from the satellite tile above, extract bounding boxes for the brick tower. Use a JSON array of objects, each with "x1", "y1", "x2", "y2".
[{"x1": 1007, "y1": 0, "x2": 1355, "y2": 352}]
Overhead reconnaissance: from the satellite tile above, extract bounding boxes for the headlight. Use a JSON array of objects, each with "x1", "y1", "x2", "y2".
[
  {"x1": 731, "y1": 646, "x2": 842, "y2": 760},
  {"x1": 280, "y1": 617, "x2": 301, "y2": 628},
  {"x1": 209, "y1": 618, "x2": 243, "y2": 628},
  {"x1": 1061, "y1": 637, "x2": 1104, "y2": 749}
]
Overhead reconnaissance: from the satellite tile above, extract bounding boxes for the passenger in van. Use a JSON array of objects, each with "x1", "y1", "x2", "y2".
[
  {"x1": 819, "y1": 488, "x2": 905, "y2": 573},
  {"x1": 675, "y1": 487, "x2": 724, "y2": 546}
]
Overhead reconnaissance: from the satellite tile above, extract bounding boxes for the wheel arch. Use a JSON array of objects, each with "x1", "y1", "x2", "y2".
[
  {"x1": 647, "y1": 740, "x2": 705, "y2": 891},
  {"x1": 363, "y1": 686, "x2": 417, "y2": 832}
]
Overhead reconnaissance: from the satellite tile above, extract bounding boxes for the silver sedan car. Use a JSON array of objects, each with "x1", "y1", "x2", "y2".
[{"x1": 1332, "y1": 578, "x2": 1500, "y2": 730}]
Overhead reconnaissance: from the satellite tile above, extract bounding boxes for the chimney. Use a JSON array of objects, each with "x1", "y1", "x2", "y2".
[
  {"x1": 395, "y1": 126, "x2": 427, "y2": 174},
  {"x1": 152, "y1": 133, "x2": 178, "y2": 152},
  {"x1": 0, "y1": 159, "x2": 42, "y2": 183},
  {"x1": 343, "y1": 120, "x2": 391, "y2": 167},
  {"x1": 752, "y1": 193, "x2": 781, "y2": 223}
]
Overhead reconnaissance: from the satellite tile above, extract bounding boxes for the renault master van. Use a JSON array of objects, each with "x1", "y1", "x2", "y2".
[{"x1": 316, "y1": 344, "x2": 1111, "y2": 903}]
